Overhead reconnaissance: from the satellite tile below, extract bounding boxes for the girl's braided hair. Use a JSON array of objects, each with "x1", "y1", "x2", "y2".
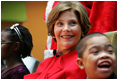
[{"x1": 3, "y1": 24, "x2": 33, "y2": 58}]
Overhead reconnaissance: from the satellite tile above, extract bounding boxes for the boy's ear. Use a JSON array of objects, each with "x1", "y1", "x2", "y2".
[
  {"x1": 76, "y1": 58, "x2": 84, "y2": 69},
  {"x1": 14, "y1": 42, "x2": 21, "y2": 51}
]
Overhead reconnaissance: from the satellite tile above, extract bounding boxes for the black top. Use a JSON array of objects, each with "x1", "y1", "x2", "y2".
[{"x1": 108, "y1": 73, "x2": 117, "y2": 79}]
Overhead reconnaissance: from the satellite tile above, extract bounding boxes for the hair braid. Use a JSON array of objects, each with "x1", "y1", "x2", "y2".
[{"x1": 17, "y1": 25, "x2": 33, "y2": 58}]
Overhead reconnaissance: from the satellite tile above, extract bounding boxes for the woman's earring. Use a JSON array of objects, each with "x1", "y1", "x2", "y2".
[
  {"x1": 52, "y1": 36, "x2": 55, "y2": 38},
  {"x1": 80, "y1": 66, "x2": 84, "y2": 69},
  {"x1": 82, "y1": 33, "x2": 84, "y2": 37}
]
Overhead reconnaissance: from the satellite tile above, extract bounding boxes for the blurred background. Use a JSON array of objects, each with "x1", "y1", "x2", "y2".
[{"x1": 1, "y1": 1, "x2": 48, "y2": 61}]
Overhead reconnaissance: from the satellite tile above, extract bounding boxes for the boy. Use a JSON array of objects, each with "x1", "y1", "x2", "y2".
[{"x1": 76, "y1": 32, "x2": 117, "y2": 79}]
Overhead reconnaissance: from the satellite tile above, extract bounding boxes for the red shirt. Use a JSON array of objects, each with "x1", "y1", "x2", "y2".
[{"x1": 24, "y1": 50, "x2": 86, "y2": 79}]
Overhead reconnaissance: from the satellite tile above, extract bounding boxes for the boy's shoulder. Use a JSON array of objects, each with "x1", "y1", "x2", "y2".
[{"x1": 108, "y1": 73, "x2": 117, "y2": 79}]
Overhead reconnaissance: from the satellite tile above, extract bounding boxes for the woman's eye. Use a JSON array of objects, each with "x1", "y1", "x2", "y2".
[
  {"x1": 69, "y1": 21, "x2": 76, "y2": 25},
  {"x1": 56, "y1": 22, "x2": 63, "y2": 26}
]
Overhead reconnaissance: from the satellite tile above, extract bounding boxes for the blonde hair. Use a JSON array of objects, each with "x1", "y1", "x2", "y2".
[{"x1": 47, "y1": 1, "x2": 91, "y2": 42}]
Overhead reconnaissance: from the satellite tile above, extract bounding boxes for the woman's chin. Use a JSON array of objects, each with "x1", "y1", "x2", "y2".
[{"x1": 61, "y1": 43, "x2": 75, "y2": 49}]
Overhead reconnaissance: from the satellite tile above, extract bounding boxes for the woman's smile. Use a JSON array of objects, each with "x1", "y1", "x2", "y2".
[{"x1": 61, "y1": 35, "x2": 74, "y2": 39}]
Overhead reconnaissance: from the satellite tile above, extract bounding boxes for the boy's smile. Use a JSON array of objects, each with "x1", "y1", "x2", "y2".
[
  {"x1": 97, "y1": 58, "x2": 112, "y2": 72},
  {"x1": 82, "y1": 36, "x2": 116, "y2": 79}
]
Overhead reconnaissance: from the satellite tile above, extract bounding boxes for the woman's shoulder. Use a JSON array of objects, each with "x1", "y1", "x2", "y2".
[{"x1": 36, "y1": 56, "x2": 55, "y2": 72}]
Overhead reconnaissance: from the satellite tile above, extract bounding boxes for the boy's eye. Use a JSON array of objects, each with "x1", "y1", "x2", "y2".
[
  {"x1": 107, "y1": 50, "x2": 113, "y2": 53},
  {"x1": 90, "y1": 49, "x2": 99, "y2": 54},
  {"x1": 107, "y1": 47, "x2": 114, "y2": 53},
  {"x1": 89, "y1": 48, "x2": 99, "y2": 54},
  {"x1": 93, "y1": 50, "x2": 99, "y2": 54}
]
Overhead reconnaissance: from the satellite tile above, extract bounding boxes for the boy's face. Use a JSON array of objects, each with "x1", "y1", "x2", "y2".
[{"x1": 77, "y1": 36, "x2": 116, "y2": 79}]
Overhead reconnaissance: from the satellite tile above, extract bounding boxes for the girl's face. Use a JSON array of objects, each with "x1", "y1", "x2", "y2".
[
  {"x1": 1, "y1": 31, "x2": 15, "y2": 60},
  {"x1": 54, "y1": 10, "x2": 82, "y2": 51},
  {"x1": 82, "y1": 36, "x2": 116, "y2": 79}
]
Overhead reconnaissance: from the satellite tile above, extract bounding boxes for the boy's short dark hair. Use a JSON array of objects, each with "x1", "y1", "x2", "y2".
[{"x1": 76, "y1": 32, "x2": 109, "y2": 58}]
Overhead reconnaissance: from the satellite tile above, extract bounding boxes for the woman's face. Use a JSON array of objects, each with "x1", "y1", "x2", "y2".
[
  {"x1": 1, "y1": 31, "x2": 15, "y2": 60},
  {"x1": 54, "y1": 10, "x2": 82, "y2": 50}
]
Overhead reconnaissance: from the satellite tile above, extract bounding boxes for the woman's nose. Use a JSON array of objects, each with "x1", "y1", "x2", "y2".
[{"x1": 63, "y1": 24, "x2": 71, "y2": 32}]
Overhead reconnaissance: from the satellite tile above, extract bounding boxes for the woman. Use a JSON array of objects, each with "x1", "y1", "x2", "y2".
[
  {"x1": 1, "y1": 23, "x2": 33, "y2": 79},
  {"x1": 24, "y1": 1, "x2": 90, "y2": 79}
]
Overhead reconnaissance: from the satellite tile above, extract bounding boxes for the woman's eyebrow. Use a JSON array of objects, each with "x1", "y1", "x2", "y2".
[{"x1": 56, "y1": 19, "x2": 63, "y2": 22}]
